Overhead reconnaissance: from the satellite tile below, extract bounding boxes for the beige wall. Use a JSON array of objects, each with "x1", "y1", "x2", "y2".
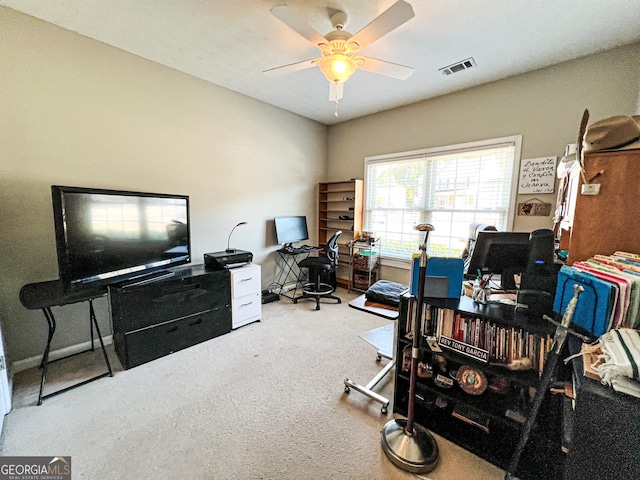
[
  {"x1": 0, "y1": 8, "x2": 327, "y2": 365},
  {"x1": 327, "y1": 42, "x2": 640, "y2": 284},
  {"x1": 2, "y1": 5, "x2": 639, "y2": 367}
]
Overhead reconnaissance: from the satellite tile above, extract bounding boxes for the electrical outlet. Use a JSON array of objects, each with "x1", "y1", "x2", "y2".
[{"x1": 581, "y1": 184, "x2": 601, "y2": 195}]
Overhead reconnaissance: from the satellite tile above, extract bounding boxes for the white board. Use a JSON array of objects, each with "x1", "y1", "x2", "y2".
[{"x1": 518, "y1": 156, "x2": 557, "y2": 194}]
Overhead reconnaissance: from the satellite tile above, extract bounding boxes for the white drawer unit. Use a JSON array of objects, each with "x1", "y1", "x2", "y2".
[{"x1": 230, "y1": 263, "x2": 261, "y2": 329}]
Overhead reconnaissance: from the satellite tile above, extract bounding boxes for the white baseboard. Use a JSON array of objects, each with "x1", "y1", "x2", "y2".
[
  {"x1": 271, "y1": 283, "x2": 298, "y2": 295},
  {"x1": 282, "y1": 282, "x2": 298, "y2": 292},
  {"x1": 10, "y1": 335, "x2": 113, "y2": 375}
]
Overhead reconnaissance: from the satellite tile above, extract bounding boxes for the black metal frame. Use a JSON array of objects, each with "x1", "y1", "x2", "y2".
[
  {"x1": 37, "y1": 299, "x2": 113, "y2": 405},
  {"x1": 20, "y1": 280, "x2": 114, "y2": 405},
  {"x1": 274, "y1": 248, "x2": 319, "y2": 300}
]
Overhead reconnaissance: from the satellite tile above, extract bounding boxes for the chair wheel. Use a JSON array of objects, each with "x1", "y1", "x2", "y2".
[{"x1": 344, "y1": 386, "x2": 350, "y2": 394}]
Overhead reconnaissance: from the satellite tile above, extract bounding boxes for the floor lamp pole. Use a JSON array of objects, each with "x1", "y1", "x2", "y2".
[{"x1": 381, "y1": 224, "x2": 439, "y2": 473}]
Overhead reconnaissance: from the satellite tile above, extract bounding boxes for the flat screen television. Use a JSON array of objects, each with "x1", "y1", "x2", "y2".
[
  {"x1": 274, "y1": 216, "x2": 309, "y2": 247},
  {"x1": 51, "y1": 185, "x2": 191, "y2": 288},
  {"x1": 464, "y1": 230, "x2": 531, "y2": 290}
]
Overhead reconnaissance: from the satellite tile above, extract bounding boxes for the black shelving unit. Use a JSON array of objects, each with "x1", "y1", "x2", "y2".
[
  {"x1": 109, "y1": 264, "x2": 231, "y2": 369},
  {"x1": 392, "y1": 294, "x2": 566, "y2": 479}
]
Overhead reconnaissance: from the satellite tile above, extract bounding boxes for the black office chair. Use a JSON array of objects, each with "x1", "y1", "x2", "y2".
[{"x1": 293, "y1": 230, "x2": 342, "y2": 310}]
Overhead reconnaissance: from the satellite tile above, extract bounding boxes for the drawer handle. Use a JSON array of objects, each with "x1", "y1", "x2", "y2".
[
  {"x1": 189, "y1": 318, "x2": 203, "y2": 327},
  {"x1": 166, "y1": 325, "x2": 178, "y2": 334},
  {"x1": 240, "y1": 277, "x2": 252, "y2": 282},
  {"x1": 240, "y1": 301, "x2": 253, "y2": 307}
]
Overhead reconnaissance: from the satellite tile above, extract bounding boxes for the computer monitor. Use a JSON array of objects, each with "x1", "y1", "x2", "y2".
[
  {"x1": 464, "y1": 231, "x2": 531, "y2": 290},
  {"x1": 274, "y1": 216, "x2": 309, "y2": 247}
]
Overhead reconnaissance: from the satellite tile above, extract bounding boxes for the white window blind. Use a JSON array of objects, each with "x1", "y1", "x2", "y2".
[{"x1": 364, "y1": 136, "x2": 522, "y2": 260}]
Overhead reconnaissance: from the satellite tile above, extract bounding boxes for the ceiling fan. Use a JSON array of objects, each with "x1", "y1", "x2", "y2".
[{"x1": 264, "y1": 1, "x2": 415, "y2": 103}]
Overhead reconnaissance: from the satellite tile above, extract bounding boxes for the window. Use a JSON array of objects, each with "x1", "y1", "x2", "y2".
[{"x1": 364, "y1": 136, "x2": 522, "y2": 262}]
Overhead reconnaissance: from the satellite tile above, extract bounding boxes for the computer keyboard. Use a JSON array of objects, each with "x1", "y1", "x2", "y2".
[{"x1": 280, "y1": 244, "x2": 320, "y2": 254}]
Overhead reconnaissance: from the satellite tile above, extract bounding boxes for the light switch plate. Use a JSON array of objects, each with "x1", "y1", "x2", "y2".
[{"x1": 581, "y1": 184, "x2": 601, "y2": 195}]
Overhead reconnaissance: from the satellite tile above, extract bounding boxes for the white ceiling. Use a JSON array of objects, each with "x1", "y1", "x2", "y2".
[{"x1": 3, "y1": 0, "x2": 640, "y2": 125}]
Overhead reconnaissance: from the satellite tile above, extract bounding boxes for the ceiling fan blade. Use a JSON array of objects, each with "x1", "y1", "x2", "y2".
[
  {"x1": 270, "y1": 5, "x2": 328, "y2": 47},
  {"x1": 329, "y1": 82, "x2": 343, "y2": 102},
  {"x1": 263, "y1": 59, "x2": 317, "y2": 77},
  {"x1": 348, "y1": 0, "x2": 415, "y2": 51},
  {"x1": 358, "y1": 56, "x2": 414, "y2": 80}
]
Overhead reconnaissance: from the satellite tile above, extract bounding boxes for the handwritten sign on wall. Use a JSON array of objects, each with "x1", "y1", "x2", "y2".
[{"x1": 518, "y1": 156, "x2": 557, "y2": 194}]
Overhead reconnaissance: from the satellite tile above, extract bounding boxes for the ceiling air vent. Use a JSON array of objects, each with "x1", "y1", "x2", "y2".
[{"x1": 439, "y1": 57, "x2": 476, "y2": 75}]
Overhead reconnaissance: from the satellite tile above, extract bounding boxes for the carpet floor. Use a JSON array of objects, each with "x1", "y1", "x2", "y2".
[{"x1": 0, "y1": 288, "x2": 504, "y2": 479}]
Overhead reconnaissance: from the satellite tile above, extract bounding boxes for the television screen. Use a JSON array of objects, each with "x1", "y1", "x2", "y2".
[
  {"x1": 274, "y1": 216, "x2": 309, "y2": 246},
  {"x1": 52, "y1": 185, "x2": 191, "y2": 287}
]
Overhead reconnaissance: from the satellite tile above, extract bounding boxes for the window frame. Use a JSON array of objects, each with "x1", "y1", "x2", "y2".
[{"x1": 363, "y1": 135, "x2": 523, "y2": 268}]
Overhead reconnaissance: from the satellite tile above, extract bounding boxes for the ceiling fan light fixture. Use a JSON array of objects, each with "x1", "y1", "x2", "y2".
[
  {"x1": 267, "y1": 1, "x2": 416, "y2": 106},
  {"x1": 316, "y1": 54, "x2": 357, "y2": 84}
]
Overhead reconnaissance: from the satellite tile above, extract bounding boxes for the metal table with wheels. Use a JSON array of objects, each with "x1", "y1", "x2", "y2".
[
  {"x1": 19, "y1": 280, "x2": 114, "y2": 405},
  {"x1": 344, "y1": 294, "x2": 399, "y2": 414}
]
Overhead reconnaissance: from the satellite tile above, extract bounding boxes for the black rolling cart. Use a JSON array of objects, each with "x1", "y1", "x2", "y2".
[{"x1": 19, "y1": 280, "x2": 113, "y2": 405}]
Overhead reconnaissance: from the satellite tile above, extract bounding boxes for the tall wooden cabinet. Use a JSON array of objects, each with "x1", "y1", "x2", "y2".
[
  {"x1": 561, "y1": 149, "x2": 640, "y2": 264},
  {"x1": 318, "y1": 180, "x2": 364, "y2": 288}
]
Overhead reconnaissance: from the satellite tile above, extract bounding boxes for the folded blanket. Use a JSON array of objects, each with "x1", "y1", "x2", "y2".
[
  {"x1": 365, "y1": 280, "x2": 409, "y2": 307},
  {"x1": 595, "y1": 328, "x2": 640, "y2": 385},
  {"x1": 611, "y1": 376, "x2": 640, "y2": 398}
]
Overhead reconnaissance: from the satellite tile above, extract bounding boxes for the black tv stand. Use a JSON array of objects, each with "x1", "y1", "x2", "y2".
[
  {"x1": 109, "y1": 264, "x2": 231, "y2": 369},
  {"x1": 118, "y1": 269, "x2": 175, "y2": 288}
]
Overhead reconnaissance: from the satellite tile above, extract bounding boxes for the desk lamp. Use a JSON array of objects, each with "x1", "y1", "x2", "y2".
[
  {"x1": 226, "y1": 222, "x2": 247, "y2": 253},
  {"x1": 381, "y1": 223, "x2": 439, "y2": 473}
]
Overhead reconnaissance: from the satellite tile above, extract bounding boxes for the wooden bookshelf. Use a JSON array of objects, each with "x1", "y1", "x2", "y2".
[{"x1": 318, "y1": 180, "x2": 363, "y2": 288}]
